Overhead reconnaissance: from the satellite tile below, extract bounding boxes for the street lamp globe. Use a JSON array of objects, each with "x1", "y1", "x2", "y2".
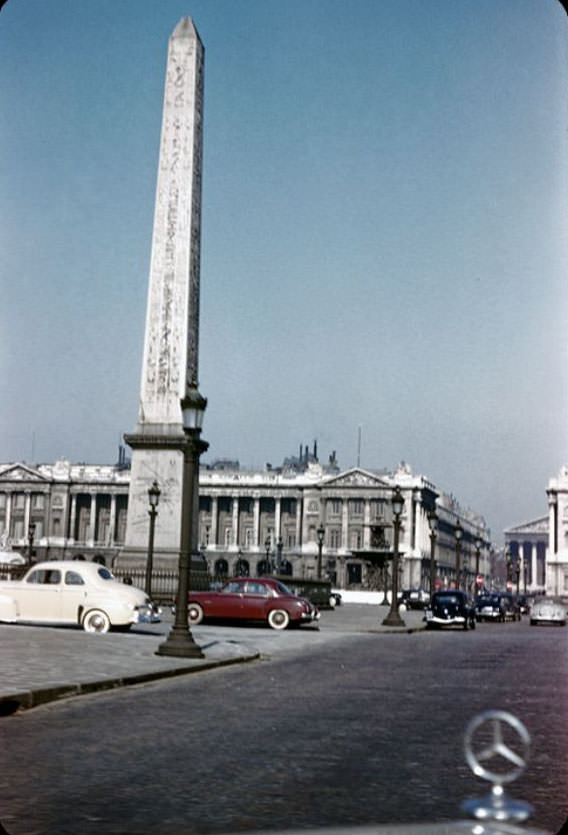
[
  {"x1": 317, "y1": 524, "x2": 325, "y2": 545},
  {"x1": 392, "y1": 487, "x2": 404, "y2": 518},
  {"x1": 148, "y1": 480, "x2": 161, "y2": 510},
  {"x1": 180, "y1": 388, "x2": 207, "y2": 430},
  {"x1": 428, "y1": 510, "x2": 438, "y2": 535}
]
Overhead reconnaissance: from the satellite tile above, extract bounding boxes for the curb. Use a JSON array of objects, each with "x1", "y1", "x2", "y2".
[{"x1": 0, "y1": 651, "x2": 260, "y2": 715}]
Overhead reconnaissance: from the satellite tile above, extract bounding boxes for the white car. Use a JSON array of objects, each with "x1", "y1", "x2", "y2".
[
  {"x1": 529, "y1": 597, "x2": 566, "y2": 627},
  {"x1": 0, "y1": 561, "x2": 160, "y2": 633}
]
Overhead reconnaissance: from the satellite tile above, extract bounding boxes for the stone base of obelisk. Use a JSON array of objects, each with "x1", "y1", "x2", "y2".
[{"x1": 116, "y1": 428, "x2": 186, "y2": 571}]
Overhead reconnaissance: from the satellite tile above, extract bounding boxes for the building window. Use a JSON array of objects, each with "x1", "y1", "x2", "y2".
[
  {"x1": 0, "y1": 493, "x2": 6, "y2": 508},
  {"x1": 224, "y1": 528, "x2": 233, "y2": 547},
  {"x1": 350, "y1": 500, "x2": 363, "y2": 516},
  {"x1": 372, "y1": 500, "x2": 385, "y2": 518},
  {"x1": 328, "y1": 500, "x2": 341, "y2": 516},
  {"x1": 245, "y1": 528, "x2": 254, "y2": 547},
  {"x1": 329, "y1": 529, "x2": 341, "y2": 548},
  {"x1": 11, "y1": 519, "x2": 24, "y2": 539},
  {"x1": 32, "y1": 494, "x2": 45, "y2": 510},
  {"x1": 307, "y1": 500, "x2": 319, "y2": 514},
  {"x1": 350, "y1": 530, "x2": 362, "y2": 549},
  {"x1": 200, "y1": 525, "x2": 210, "y2": 546},
  {"x1": 287, "y1": 533, "x2": 296, "y2": 548},
  {"x1": 13, "y1": 493, "x2": 25, "y2": 510}
]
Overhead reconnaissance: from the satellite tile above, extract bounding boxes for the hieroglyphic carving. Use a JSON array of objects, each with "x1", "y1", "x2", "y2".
[{"x1": 139, "y1": 24, "x2": 203, "y2": 422}]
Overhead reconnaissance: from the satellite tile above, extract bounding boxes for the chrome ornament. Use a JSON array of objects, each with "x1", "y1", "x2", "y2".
[{"x1": 462, "y1": 711, "x2": 533, "y2": 823}]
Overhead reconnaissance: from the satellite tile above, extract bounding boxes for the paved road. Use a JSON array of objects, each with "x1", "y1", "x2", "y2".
[{"x1": 0, "y1": 616, "x2": 566, "y2": 835}]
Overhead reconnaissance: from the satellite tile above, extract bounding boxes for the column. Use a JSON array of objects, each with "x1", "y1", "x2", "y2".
[
  {"x1": 69, "y1": 494, "x2": 77, "y2": 542},
  {"x1": 275, "y1": 496, "x2": 281, "y2": 538},
  {"x1": 341, "y1": 500, "x2": 349, "y2": 550},
  {"x1": 231, "y1": 496, "x2": 239, "y2": 548},
  {"x1": 88, "y1": 493, "x2": 97, "y2": 546},
  {"x1": 24, "y1": 491, "x2": 31, "y2": 538},
  {"x1": 109, "y1": 495, "x2": 117, "y2": 545},
  {"x1": 363, "y1": 499, "x2": 371, "y2": 549},
  {"x1": 548, "y1": 495, "x2": 557, "y2": 556},
  {"x1": 294, "y1": 496, "x2": 302, "y2": 549},
  {"x1": 211, "y1": 496, "x2": 218, "y2": 547},
  {"x1": 4, "y1": 492, "x2": 12, "y2": 539},
  {"x1": 253, "y1": 496, "x2": 260, "y2": 547}
]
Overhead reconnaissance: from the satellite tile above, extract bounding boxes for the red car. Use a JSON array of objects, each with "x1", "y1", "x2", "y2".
[{"x1": 187, "y1": 577, "x2": 320, "y2": 630}]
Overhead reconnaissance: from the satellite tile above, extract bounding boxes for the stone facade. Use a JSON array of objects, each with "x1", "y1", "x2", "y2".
[
  {"x1": 0, "y1": 457, "x2": 491, "y2": 591},
  {"x1": 503, "y1": 517, "x2": 548, "y2": 593},
  {"x1": 545, "y1": 465, "x2": 568, "y2": 597}
]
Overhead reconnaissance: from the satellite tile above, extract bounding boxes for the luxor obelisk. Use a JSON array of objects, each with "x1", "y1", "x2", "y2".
[{"x1": 121, "y1": 18, "x2": 205, "y2": 568}]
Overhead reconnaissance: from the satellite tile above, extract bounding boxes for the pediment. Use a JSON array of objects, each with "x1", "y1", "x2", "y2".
[
  {"x1": 323, "y1": 468, "x2": 390, "y2": 489},
  {"x1": 0, "y1": 463, "x2": 48, "y2": 483},
  {"x1": 505, "y1": 516, "x2": 548, "y2": 535}
]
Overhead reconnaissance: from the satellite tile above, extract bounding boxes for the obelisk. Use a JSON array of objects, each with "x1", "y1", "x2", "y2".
[{"x1": 120, "y1": 18, "x2": 205, "y2": 568}]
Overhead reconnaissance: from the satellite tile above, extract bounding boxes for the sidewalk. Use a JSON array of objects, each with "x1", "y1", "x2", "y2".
[
  {"x1": 0, "y1": 604, "x2": 425, "y2": 714},
  {"x1": 0, "y1": 621, "x2": 260, "y2": 713}
]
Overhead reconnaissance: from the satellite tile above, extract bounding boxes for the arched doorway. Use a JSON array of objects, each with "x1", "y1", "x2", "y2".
[{"x1": 234, "y1": 558, "x2": 250, "y2": 576}]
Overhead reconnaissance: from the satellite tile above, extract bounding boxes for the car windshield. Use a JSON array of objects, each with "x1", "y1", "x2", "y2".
[
  {"x1": 435, "y1": 595, "x2": 460, "y2": 605},
  {"x1": 275, "y1": 581, "x2": 294, "y2": 596},
  {"x1": 477, "y1": 595, "x2": 495, "y2": 605}
]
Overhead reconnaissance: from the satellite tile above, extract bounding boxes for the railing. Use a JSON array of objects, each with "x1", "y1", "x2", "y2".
[
  {"x1": 0, "y1": 563, "x2": 28, "y2": 581},
  {"x1": 112, "y1": 565, "x2": 210, "y2": 604}
]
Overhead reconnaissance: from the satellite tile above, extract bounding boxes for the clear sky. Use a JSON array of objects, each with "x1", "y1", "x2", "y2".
[{"x1": 1, "y1": 0, "x2": 567, "y2": 543}]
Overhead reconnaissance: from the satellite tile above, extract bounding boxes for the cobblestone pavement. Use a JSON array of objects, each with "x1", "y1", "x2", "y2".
[{"x1": 0, "y1": 604, "x2": 425, "y2": 711}]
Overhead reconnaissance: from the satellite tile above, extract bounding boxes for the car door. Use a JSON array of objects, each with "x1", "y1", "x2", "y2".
[
  {"x1": 208, "y1": 580, "x2": 245, "y2": 618},
  {"x1": 59, "y1": 569, "x2": 89, "y2": 622},
  {"x1": 242, "y1": 581, "x2": 272, "y2": 620},
  {"x1": 17, "y1": 567, "x2": 62, "y2": 621}
]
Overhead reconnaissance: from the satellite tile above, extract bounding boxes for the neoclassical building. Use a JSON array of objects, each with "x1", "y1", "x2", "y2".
[
  {"x1": 545, "y1": 465, "x2": 568, "y2": 597},
  {"x1": 0, "y1": 449, "x2": 491, "y2": 591}
]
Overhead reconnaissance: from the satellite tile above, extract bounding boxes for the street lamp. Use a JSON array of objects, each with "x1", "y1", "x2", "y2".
[
  {"x1": 428, "y1": 510, "x2": 438, "y2": 597},
  {"x1": 144, "y1": 481, "x2": 160, "y2": 597},
  {"x1": 316, "y1": 524, "x2": 325, "y2": 579},
  {"x1": 264, "y1": 535, "x2": 272, "y2": 575},
  {"x1": 276, "y1": 536, "x2": 283, "y2": 575},
  {"x1": 27, "y1": 522, "x2": 36, "y2": 566},
  {"x1": 454, "y1": 520, "x2": 463, "y2": 590},
  {"x1": 523, "y1": 559, "x2": 528, "y2": 594},
  {"x1": 157, "y1": 388, "x2": 208, "y2": 658},
  {"x1": 515, "y1": 557, "x2": 521, "y2": 596},
  {"x1": 505, "y1": 548, "x2": 512, "y2": 588},
  {"x1": 382, "y1": 487, "x2": 405, "y2": 627},
  {"x1": 474, "y1": 537, "x2": 482, "y2": 599}
]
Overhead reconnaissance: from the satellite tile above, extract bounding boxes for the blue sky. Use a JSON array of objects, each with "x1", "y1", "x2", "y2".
[{"x1": 1, "y1": 0, "x2": 567, "y2": 542}]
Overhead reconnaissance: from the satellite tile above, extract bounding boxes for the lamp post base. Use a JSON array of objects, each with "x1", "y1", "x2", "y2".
[
  {"x1": 156, "y1": 625, "x2": 204, "y2": 658},
  {"x1": 382, "y1": 609, "x2": 406, "y2": 627}
]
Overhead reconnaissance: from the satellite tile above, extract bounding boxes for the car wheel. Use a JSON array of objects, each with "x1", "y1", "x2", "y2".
[
  {"x1": 188, "y1": 602, "x2": 204, "y2": 625},
  {"x1": 83, "y1": 609, "x2": 111, "y2": 633},
  {"x1": 268, "y1": 609, "x2": 290, "y2": 630}
]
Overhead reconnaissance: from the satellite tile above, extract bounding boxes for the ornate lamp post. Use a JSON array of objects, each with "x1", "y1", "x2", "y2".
[
  {"x1": 382, "y1": 487, "x2": 405, "y2": 627},
  {"x1": 27, "y1": 522, "x2": 36, "y2": 567},
  {"x1": 276, "y1": 536, "x2": 283, "y2": 575},
  {"x1": 454, "y1": 520, "x2": 463, "y2": 590},
  {"x1": 144, "y1": 481, "x2": 161, "y2": 597},
  {"x1": 157, "y1": 388, "x2": 208, "y2": 658},
  {"x1": 428, "y1": 510, "x2": 438, "y2": 597},
  {"x1": 523, "y1": 559, "x2": 528, "y2": 594},
  {"x1": 316, "y1": 524, "x2": 325, "y2": 579},
  {"x1": 505, "y1": 548, "x2": 512, "y2": 589},
  {"x1": 264, "y1": 535, "x2": 272, "y2": 575},
  {"x1": 474, "y1": 537, "x2": 482, "y2": 599}
]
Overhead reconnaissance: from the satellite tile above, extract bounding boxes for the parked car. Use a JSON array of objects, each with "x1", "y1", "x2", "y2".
[
  {"x1": 516, "y1": 594, "x2": 536, "y2": 614},
  {"x1": 425, "y1": 590, "x2": 476, "y2": 630},
  {"x1": 405, "y1": 588, "x2": 430, "y2": 609},
  {"x1": 0, "y1": 561, "x2": 160, "y2": 633},
  {"x1": 187, "y1": 577, "x2": 320, "y2": 630},
  {"x1": 529, "y1": 597, "x2": 567, "y2": 626},
  {"x1": 475, "y1": 592, "x2": 520, "y2": 622}
]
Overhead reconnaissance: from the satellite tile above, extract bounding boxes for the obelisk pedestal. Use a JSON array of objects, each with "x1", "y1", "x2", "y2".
[{"x1": 119, "y1": 19, "x2": 205, "y2": 569}]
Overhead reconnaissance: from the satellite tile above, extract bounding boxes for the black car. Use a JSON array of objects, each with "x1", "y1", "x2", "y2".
[
  {"x1": 475, "y1": 592, "x2": 520, "y2": 622},
  {"x1": 425, "y1": 590, "x2": 476, "y2": 630}
]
